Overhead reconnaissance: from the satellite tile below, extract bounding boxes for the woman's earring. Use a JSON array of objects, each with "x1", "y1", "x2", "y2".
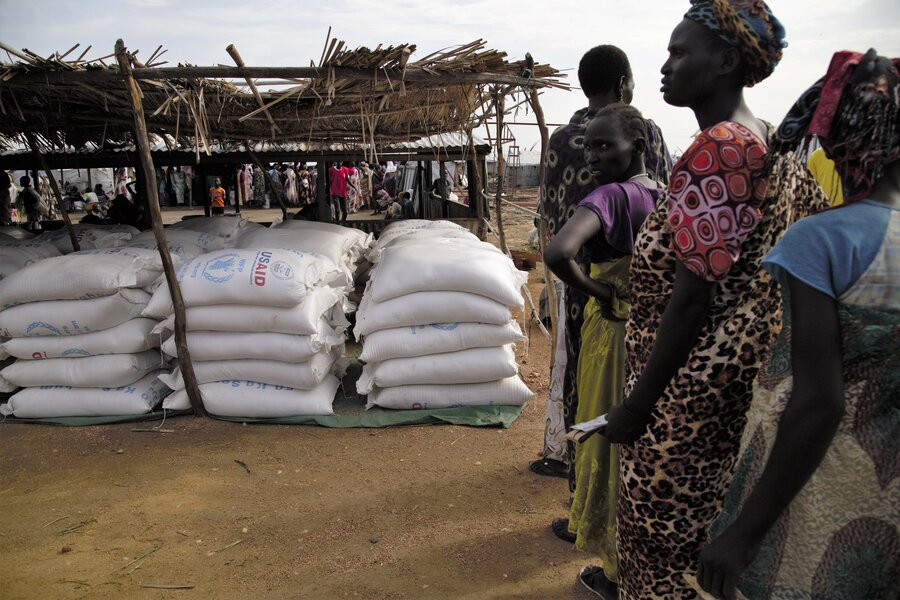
[{"x1": 618, "y1": 77, "x2": 625, "y2": 103}]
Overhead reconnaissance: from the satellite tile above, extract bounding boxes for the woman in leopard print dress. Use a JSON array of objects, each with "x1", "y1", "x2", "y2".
[{"x1": 593, "y1": 2, "x2": 827, "y2": 598}]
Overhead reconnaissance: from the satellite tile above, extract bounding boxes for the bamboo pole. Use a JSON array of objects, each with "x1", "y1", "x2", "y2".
[
  {"x1": 115, "y1": 39, "x2": 207, "y2": 417},
  {"x1": 7, "y1": 65, "x2": 564, "y2": 90},
  {"x1": 225, "y1": 44, "x2": 280, "y2": 139},
  {"x1": 527, "y1": 87, "x2": 558, "y2": 349},
  {"x1": 493, "y1": 90, "x2": 507, "y2": 251},
  {"x1": 24, "y1": 132, "x2": 79, "y2": 251},
  {"x1": 466, "y1": 126, "x2": 485, "y2": 239},
  {"x1": 246, "y1": 150, "x2": 289, "y2": 222}
]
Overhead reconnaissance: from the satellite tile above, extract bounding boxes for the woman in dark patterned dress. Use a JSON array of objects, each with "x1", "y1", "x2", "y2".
[
  {"x1": 696, "y1": 49, "x2": 900, "y2": 600},
  {"x1": 592, "y1": 1, "x2": 827, "y2": 598}
]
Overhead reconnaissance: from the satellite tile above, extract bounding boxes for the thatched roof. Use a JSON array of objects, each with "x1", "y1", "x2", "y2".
[{"x1": 0, "y1": 38, "x2": 566, "y2": 159}]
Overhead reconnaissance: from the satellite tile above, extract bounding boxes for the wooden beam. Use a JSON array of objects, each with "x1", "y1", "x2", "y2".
[
  {"x1": 115, "y1": 39, "x2": 207, "y2": 417},
  {"x1": 225, "y1": 44, "x2": 279, "y2": 138},
  {"x1": 24, "y1": 132, "x2": 79, "y2": 251},
  {"x1": 527, "y1": 86, "x2": 557, "y2": 346},
  {"x1": 493, "y1": 90, "x2": 507, "y2": 251},
  {"x1": 5, "y1": 65, "x2": 561, "y2": 89}
]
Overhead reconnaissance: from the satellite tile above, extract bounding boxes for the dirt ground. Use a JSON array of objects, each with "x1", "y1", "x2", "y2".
[{"x1": 0, "y1": 191, "x2": 603, "y2": 599}]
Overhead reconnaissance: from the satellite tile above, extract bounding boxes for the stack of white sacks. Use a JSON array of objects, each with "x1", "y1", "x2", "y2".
[
  {"x1": 356, "y1": 220, "x2": 533, "y2": 410},
  {"x1": 0, "y1": 247, "x2": 171, "y2": 418},
  {"x1": 155, "y1": 247, "x2": 353, "y2": 418}
]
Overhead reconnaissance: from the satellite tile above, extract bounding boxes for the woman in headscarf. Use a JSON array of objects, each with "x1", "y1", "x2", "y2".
[
  {"x1": 695, "y1": 49, "x2": 899, "y2": 600},
  {"x1": 592, "y1": 2, "x2": 827, "y2": 598}
]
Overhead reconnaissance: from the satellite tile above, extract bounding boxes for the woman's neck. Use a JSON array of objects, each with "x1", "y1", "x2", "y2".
[
  {"x1": 691, "y1": 89, "x2": 765, "y2": 140},
  {"x1": 868, "y1": 161, "x2": 900, "y2": 209},
  {"x1": 622, "y1": 157, "x2": 652, "y2": 186}
]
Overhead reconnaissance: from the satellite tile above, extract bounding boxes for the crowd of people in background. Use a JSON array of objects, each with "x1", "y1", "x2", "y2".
[
  {"x1": 534, "y1": 1, "x2": 898, "y2": 599},
  {"x1": 1, "y1": 158, "x2": 433, "y2": 228}
]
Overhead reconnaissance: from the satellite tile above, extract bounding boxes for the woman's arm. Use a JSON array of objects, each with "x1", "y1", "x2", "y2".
[
  {"x1": 603, "y1": 261, "x2": 715, "y2": 442},
  {"x1": 697, "y1": 276, "x2": 844, "y2": 600},
  {"x1": 543, "y1": 206, "x2": 611, "y2": 301}
]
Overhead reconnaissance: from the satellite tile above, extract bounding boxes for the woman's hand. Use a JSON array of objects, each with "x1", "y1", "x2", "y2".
[
  {"x1": 696, "y1": 526, "x2": 762, "y2": 599},
  {"x1": 601, "y1": 401, "x2": 650, "y2": 443}
]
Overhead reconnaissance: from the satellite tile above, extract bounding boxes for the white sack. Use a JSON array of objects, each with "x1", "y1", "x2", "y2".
[
  {"x1": 0, "y1": 349, "x2": 162, "y2": 388},
  {"x1": 131, "y1": 229, "x2": 226, "y2": 253},
  {"x1": 0, "y1": 288, "x2": 150, "y2": 338},
  {"x1": 3, "y1": 318, "x2": 160, "y2": 360},
  {"x1": 160, "y1": 326, "x2": 342, "y2": 363},
  {"x1": 33, "y1": 225, "x2": 135, "y2": 254},
  {"x1": 152, "y1": 286, "x2": 350, "y2": 337},
  {"x1": 163, "y1": 376, "x2": 340, "y2": 417},
  {"x1": 0, "y1": 371, "x2": 171, "y2": 418},
  {"x1": 0, "y1": 249, "x2": 161, "y2": 308},
  {"x1": 366, "y1": 376, "x2": 533, "y2": 410},
  {"x1": 0, "y1": 243, "x2": 63, "y2": 279},
  {"x1": 272, "y1": 219, "x2": 372, "y2": 248},
  {"x1": 123, "y1": 238, "x2": 205, "y2": 264},
  {"x1": 368, "y1": 244, "x2": 526, "y2": 306},
  {"x1": 143, "y1": 249, "x2": 343, "y2": 318},
  {"x1": 374, "y1": 220, "x2": 465, "y2": 248},
  {"x1": 354, "y1": 291, "x2": 513, "y2": 338},
  {"x1": 0, "y1": 226, "x2": 35, "y2": 240},
  {"x1": 235, "y1": 228, "x2": 357, "y2": 272},
  {"x1": 159, "y1": 351, "x2": 338, "y2": 391},
  {"x1": 358, "y1": 344, "x2": 518, "y2": 393},
  {"x1": 359, "y1": 321, "x2": 524, "y2": 362},
  {"x1": 366, "y1": 228, "x2": 479, "y2": 263},
  {"x1": 167, "y1": 216, "x2": 263, "y2": 239}
]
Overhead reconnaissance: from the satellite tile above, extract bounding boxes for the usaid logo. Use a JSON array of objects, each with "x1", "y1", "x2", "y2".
[
  {"x1": 270, "y1": 261, "x2": 294, "y2": 281},
  {"x1": 203, "y1": 253, "x2": 239, "y2": 283}
]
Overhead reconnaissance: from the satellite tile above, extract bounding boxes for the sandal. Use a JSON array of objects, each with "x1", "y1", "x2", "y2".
[
  {"x1": 528, "y1": 458, "x2": 568, "y2": 479},
  {"x1": 551, "y1": 517, "x2": 576, "y2": 543},
  {"x1": 578, "y1": 565, "x2": 618, "y2": 599}
]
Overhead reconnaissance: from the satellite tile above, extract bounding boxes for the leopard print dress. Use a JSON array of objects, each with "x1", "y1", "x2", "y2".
[{"x1": 615, "y1": 122, "x2": 828, "y2": 599}]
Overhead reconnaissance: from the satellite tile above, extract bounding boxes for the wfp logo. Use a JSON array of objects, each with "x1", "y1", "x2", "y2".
[{"x1": 203, "y1": 253, "x2": 239, "y2": 284}]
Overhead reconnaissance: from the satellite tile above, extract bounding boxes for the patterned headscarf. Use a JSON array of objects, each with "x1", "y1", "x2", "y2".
[
  {"x1": 775, "y1": 49, "x2": 900, "y2": 203},
  {"x1": 684, "y1": 0, "x2": 787, "y2": 87}
]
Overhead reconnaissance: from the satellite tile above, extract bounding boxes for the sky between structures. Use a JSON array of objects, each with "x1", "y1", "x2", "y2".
[{"x1": 1, "y1": 0, "x2": 898, "y2": 159}]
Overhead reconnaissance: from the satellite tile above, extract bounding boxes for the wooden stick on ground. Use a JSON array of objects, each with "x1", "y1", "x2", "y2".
[
  {"x1": 115, "y1": 39, "x2": 206, "y2": 417},
  {"x1": 24, "y1": 132, "x2": 80, "y2": 252}
]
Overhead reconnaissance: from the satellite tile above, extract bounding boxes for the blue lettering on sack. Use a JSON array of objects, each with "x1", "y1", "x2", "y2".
[{"x1": 430, "y1": 323, "x2": 460, "y2": 331}]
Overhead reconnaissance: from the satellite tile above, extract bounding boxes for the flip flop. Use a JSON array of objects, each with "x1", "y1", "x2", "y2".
[
  {"x1": 528, "y1": 458, "x2": 568, "y2": 479},
  {"x1": 551, "y1": 517, "x2": 576, "y2": 543}
]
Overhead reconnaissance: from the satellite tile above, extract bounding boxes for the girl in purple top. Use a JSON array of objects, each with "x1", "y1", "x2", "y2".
[{"x1": 544, "y1": 103, "x2": 661, "y2": 597}]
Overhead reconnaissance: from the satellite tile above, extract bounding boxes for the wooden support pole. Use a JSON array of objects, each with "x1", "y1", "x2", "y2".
[
  {"x1": 527, "y1": 87, "x2": 558, "y2": 348},
  {"x1": 493, "y1": 90, "x2": 508, "y2": 251},
  {"x1": 466, "y1": 127, "x2": 485, "y2": 239},
  {"x1": 316, "y1": 161, "x2": 330, "y2": 222},
  {"x1": 225, "y1": 44, "x2": 280, "y2": 139},
  {"x1": 24, "y1": 132, "x2": 79, "y2": 251},
  {"x1": 115, "y1": 39, "x2": 207, "y2": 417},
  {"x1": 247, "y1": 151, "x2": 288, "y2": 221}
]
